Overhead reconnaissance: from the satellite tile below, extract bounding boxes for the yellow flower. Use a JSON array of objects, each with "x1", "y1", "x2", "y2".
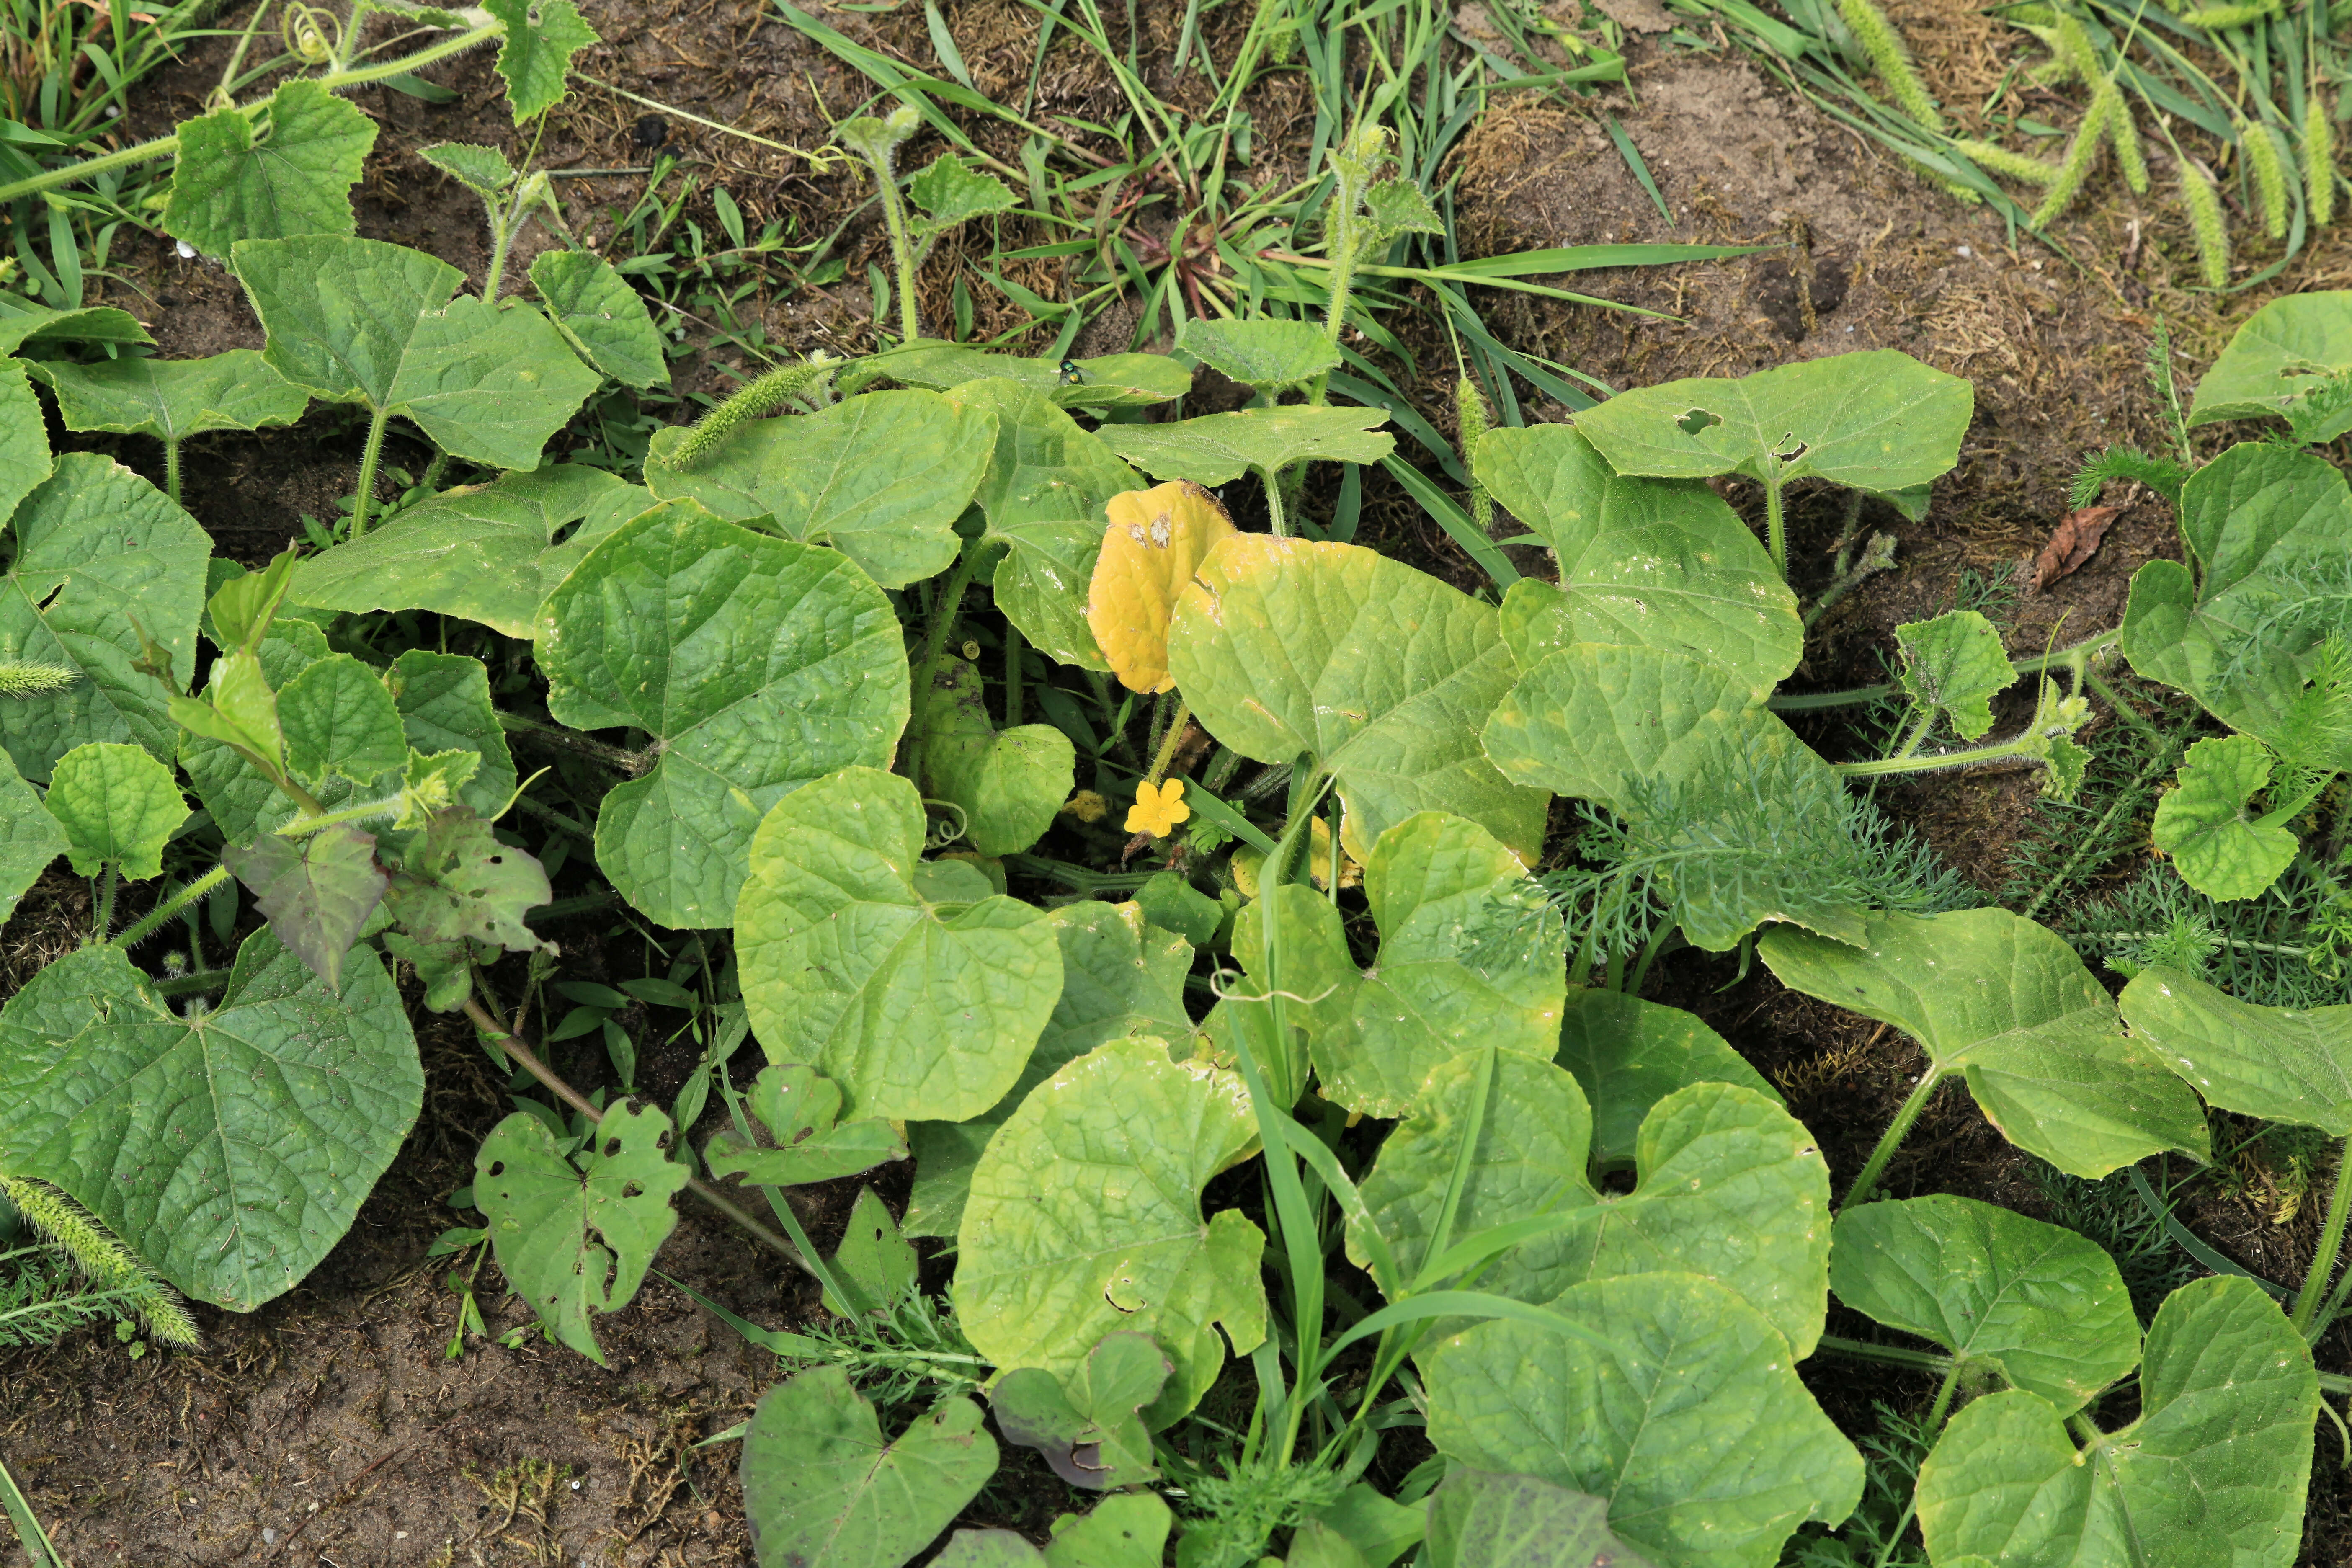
[{"x1": 1126, "y1": 778, "x2": 1191, "y2": 837}]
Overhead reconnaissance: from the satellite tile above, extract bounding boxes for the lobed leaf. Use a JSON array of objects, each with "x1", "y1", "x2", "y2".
[
  {"x1": 2151, "y1": 734, "x2": 2298, "y2": 900},
  {"x1": 2120, "y1": 966, "x2": 2352, "y2": 1133},
  {"x1": 484, "y1": 0, "x2": 598, "y2": 122},
  {"x1": 1895, "y1": 609, "x2": 2016, "y2": 741},
  {"x1": 1097, "y1": 405, "x2": 1395, "y2": 486},
  {"x1": 30, "y1": 349, "x2": 309, "y2": 445},
  {"x1": 43, "y1": 740, "x2": 186, "y2": 879},
  {"x1": 530, "y1": 250, "x2": 670, "y2": 389},
  {"x1": 1554, "y1": 988, "x2": 1780, "y2": 1170},
  {"x1": 163, "y1": 80, "x2": 375, "y2": 260},
  {"x1": 917, "y1": 655, "x2": 1075, "y2": 856}
]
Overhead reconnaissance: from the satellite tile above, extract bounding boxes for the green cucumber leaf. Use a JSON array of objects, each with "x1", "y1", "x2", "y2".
[
  {"x1": 43, "y1": 740, "x2": 186, "y2": 879},
  {"x1": 529, "y1": 250, "x2": 669, "y2": 389},
  {"x1": 904, "y1": 900, "x2": 1199, "y2": 1238},
  {"x1": 1131, "y1": 870, "x2": 1222, "y2": 946},
  {"x1": 293, "y1": 465, "x2": 652, "y2": 638},
  {"x1": 0, "y1": 297, "x2": 151, "y2": 353},
  {"x1": 277, "y1": 652, "x2": 408, "y2": 787},
  {"x1": 917, "y1": 655, "x2": 1075, "y2": 856},
  {"x1": 475, "y1": 1098, "x2": 688, "y2": 1364},
  {"x1": 1297, "y1": 811, "x2": 1568, "y2": 1118},
  {"x1": 1571, "y1": 349, "x2": 1972, "y2": 500},
  {"x1": 1097, "y1": 405, "x2": 1395, "y2": 486},
  {"x1": 538, "y1": 501, "x2": 909, "y2": 927},
  {"x1": 1915, "y1": 1276, "x2": 2317, "y2": 1568},
  {"x1": 740, "y1": 1369, "x2": 997, "y2": 1568},
  {"x1": 990, "y1": 1330, "x2": 1169, "y2": 1491},
  {"x1": 1170, "y1": 535, "x2": 1548, "y2": 861},
  {"x1": 952, "y1": 1036, "x2": 1266, "y2": 1429},
  {"x1": 646, "y1": 388, "x2": 995, "y2": 588},
  {"x1": 483, "y1": 0, "x2": 598, "y2": 122},
  {"x1": 1307, "y1": 1485, "x2": 1426, "y2": 1568},
  {"x1": 878, "y1": 339, "x2": 1189, "y2": 410},
  {"x1": 382, "y1": 650, "x2": 518, "y2": 820},
  {"x1": 1177, "y1": 317, "x2": 1341, "y2": 392},
  {"x1": 946, "y1": 378, "x2": 1142, "y2": 671},
  {"x1": 418, "y1": 140, "x2": 517, "y2": 196},
  {"x1": 29, "y1": 348, "x2": 309, "y2": 444},
  {"x1": 1759, "y1": 909, "x2": 2210, "y2": 1179},
  {"x1": 704, "y1": 1062, "x2": 907, "y2": 1188},
  {"x1": 235, "y1": 233, "x2": 601, "y2": 471},
  {"x1": 1354, "y1": 1057, "x2": 1831, "y2": 1356},
  {"x1": 0, "y1": 359, "x2": 52, "y2": 525},
  {"x1": 382, "y1": 807, "x2": 552, "y2": 956},
  {"x1": 933, "y1": 1496, "x2": 1175, "y2": 1566},
  {"x1": 1479, "y1": 426, "x2": 1801, "y2": 691},
  {"x1": 737, "y1": 767, "x2": 1060, "y2": 1122},
  {"x1": 163, "y1": 80, "x2": 375, "y2": 260},
  {"x1": 0, "y1": 930, "x2": 420, "y2": 1310},
  {"x1": 1424, "y1": 1470, "x2": 1653, "y2": 1568},
  {"x1": 2151, "y1": 734, "x2": 2298, "y2": 900},
  {"x1": 2120, "y1": 443, "x2": 2352, "y2": 768},
  {"x1": 177, "y1": 622, "x2": 324, "y2": 841},
  {"x1": 1895, "y1": 609, "x2": 2016, "y2": 741},
  {"x1": 1554, "y1": 988, "x2": 1779, "y2": 1170},
  {"x1": 1425, "y1": 1273, "x2": 1862, "y2": 1568},
  {"x1": 2121, "y1": 966, "x2": 2352, "y2": 1133},
  {"x1": 1830, "y1": 1194, "x2": 2139, "y2": 1415},
  {"x1": 0, "y1": 748, "x2": 65, "y2": 925},
  {"x1": 823, "y1": 1184, "x2": 917, "y2": 1316},
  {"x1": 907, "y1": 154, "x2": 1018, "y2": 231},
  {"x1": 0, "y1": 453, "x2": 209, "y2": 781},
  {"x1": 222, "y1": 823, "x2": 387, "y2": 989},
  {"x1": 2188, "y1": 290, "x2": 2352, "y2": 437}
]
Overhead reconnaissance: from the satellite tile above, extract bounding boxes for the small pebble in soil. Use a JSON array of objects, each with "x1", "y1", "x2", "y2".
[{"x1": 175, "y1": 240, "x2": 195, "y2": 259}]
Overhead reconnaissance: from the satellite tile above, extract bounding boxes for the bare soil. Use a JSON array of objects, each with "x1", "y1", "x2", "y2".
[{"x1": 8, "y1": 0, "x2": 2352, "y2": 1561}]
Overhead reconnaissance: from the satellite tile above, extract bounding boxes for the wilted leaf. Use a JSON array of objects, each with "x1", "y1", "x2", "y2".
[
  {"x1": 705, "y1": 1063, "x2": 907, "y2": 1188},
  {"x1": 953, "y1": 1037, "x2": 1265, "y2": 1429},
  {"x1": 43, "y1": 740, "x2": 186, "y2": 879},
  {"x1": 382, "y1": 807, "x2": 552, "y2": 955},
  {"x1": 2151, "y1": 734, "x2": 2297, "y2": 900},
  {"x1": 1086, "y1": 480, "x2": 1237, "y2": 694},
  {"x1": 2033, "y1": 503, "x2": 2125, "y2": 591},
  {"x1": 223, "y1": 824, "x2": 387, "y2": 989},
  {"x1": 163, "y1": 80, "x2": 375, "y2": 260},
  {"x1": 0, "y1": 931, "x2": 420, "y2": 1310},
  {"x1": 475, "y1": 1099, "x2": 688, "y2": 1363}
]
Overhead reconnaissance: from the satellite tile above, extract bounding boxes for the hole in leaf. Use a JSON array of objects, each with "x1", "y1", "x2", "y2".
[
  {"x1": 622, "y1": 1180, "x2": 645, "y2": 1198},
  {"x1": 1676, "y1": 407, "x2": 1722, "y2": 435},
  {"x1": 603, "y1": 1138, "x2": 622, "y2": 1158},
  {"x1": 487, "y1": 1161, "x2": 505, "y2": 1177}
]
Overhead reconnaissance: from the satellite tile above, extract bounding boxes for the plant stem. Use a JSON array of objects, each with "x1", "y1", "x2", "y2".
[
  {"x1": 2294, "y1": 1134, "x2": 2352, "y2": 1337},
  {"x1": 2084, "y1": 668, "x2": 2159, "y2": 738},
  {"x1": 91, "y1": 866, "x2": 117, "y2": 940},
  {"x1": 1803, "y1": 531, "x2": 1896, "y2": 630},
  {"x1": 163, "y1": 438, "x2": 181, "y2": 508},
  {"x1": 1773, "y1": 628, "x2": 2129, "y2": 712},
  {"x1": 1833, "y1": 731, "x2": 2051, "y2": 779},
  {"x1": 903, "y1": 538, "x2": 1000, "y2": 769},
  {"x1": 1003, "y1": 624, "x2": 1024, "y2": 727},
  {"x1": 1843, "y1": 1068, "x2": 1946, "y2": 1207},
  {"x1": 482, "y1": 202, "x2": 515, "y2": 302},
  {"x1": 348, "y1": 403, "x2": 392, "y2": 539},
  {"x1": 1145, "y1": 699, "x2": 1193, "y2": 785},
  {"x1": 495, "y1": 710, "x2": 650, "y2": 775},
  {"x1": 156, "y1": 967, "x2": 232, "y2": 998},
  {"x1": 1888, "y1": 706, "x2": 1937, "y2": 763},
  {"x1": 1813, "y1": 1333, "x2": 1951, "y2": 1374},
  {"x1": 113, "y1": 864, "x2": 231, "y2": 949},
  {"x1": 459, "y1": 998, "x2": 815, "y2": 1277},
  {"x1": 1260, "y1": 465, "x2": 1289, "y2": 537},
  {"x1": 1869, "y1": 1358, "x2": 1964, "y2": 1568},
  {"x1": 1764, "y1": 471, "x2": 1788, "y2": 578}
]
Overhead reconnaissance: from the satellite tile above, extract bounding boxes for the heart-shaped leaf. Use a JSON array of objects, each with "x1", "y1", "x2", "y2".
[
  {"x1": 235, "y1": 233, "x2": 601, "y2": 470},
  {"x1": 293, "y1": 465, "x2": 652, "y2": 638},
  {"x1": 1554, "y1": 988, "x2": 1780, "y2": 1170},
  {"x1": 1895, "y1": 609, "x2": 2017, "y2": 741},
  {"x1": 419, "y1": 141, "x2": 517, "y2": 196},
  {"x1": 2120, "y1": 443, "x2": 2352, "y2": 767},
  {"x1": 476, "y1": 1099, "x2": 687, "y2": 1364},
  {"x1": 905, "y1": 900, "x2": 1199, "y2": 1238},
  {"x1": 880, "y1": 339, "x2": 1190, "y2": 410},
  {"x1": 1759, "y1": 909, "x2": 2210, "y2": 1179},
  {"x1": 1354, "y1": 1054, "x2": 1831, "y2": 1356},
  {"x1": 278, "y1": 652, "x2": 408, "y2": 787},
  {"x1": 2122, "y1": 966, "x2": 2352, "y2": 1133},
  {"x1": 0, "y1": 453, "x2": 209, "y2": 781},
  {"x1": 706, "y1": 1063, "x2": 907, "y2": 1188},
  {"x1": 645, "y1": 389, "x2": 996, "y2": 588},
  {"x1": 485, "y1": 0, "x2": 598, "y2": 122},
  {"x1": 1571, "y1": 350, "x2": 1971, "y2": 501},
  {"x1": 382, "y1": 650, "x2": 518, "y2": 820},
  {"x1": 1170, "y1": 534, "x2": 1548, "y2": 861},
  {"x1": 824, "y1": 1185, "x2": 918, "y2": 1316},
  {"x1": 1086, "y1": 480, "x2": 1238, "y2": 694},
  {"x1": 931, "y1": 1496, "x2": 1174, "y2": 1566},
  {"x1": 1178, "y1": 317, "x2": 1341, "y2": 392},
  {"x1": 737, "y1": 767, "x2": 1061, "y2": 1122},
  {"x1": 1478, "y1": 426, "x2": 1801, "y2": 691},
  {"x1": 1097, "y1": 405, "x2": 1395, "y2": 487},
  {"x1": 918, "y1": 655, "x2": 1076, "y2": 856},
  {"x1": 1282, "y1": 811, "x2": 1567, "y2": 1117},
  {"x1": 0, "y1": 931, "x2": 420, "y2": 1310},
  {"x1": 1831, "y1": 1194, "x2": 2139, "y2": 1415},
  {"x1": 1424, "y1": 1470, "x2": 1654, "y2": 1568},
  {"x1": 953, "y1": 1036, "x2": 1266, "y2": 1429},
  {"x1": 740, "y1": 1369, "x2": 998, "y2": 1568},
  {"x1": 530, "y1": 250, "x2": 668, "y2": 389},
  {"x1": 0, "y1": 750, "x2": 65, "y2": 926},
  {"x1": 2189, "y1": 290, "x2": 2352, "y2": 438},
  {"x1": 163, "y1": 80, "x2": 375, "y2": 260},
  {"x1": 29, "y1": 349, "x2": 309, "y2": 445},
  {"x1": 538, "y1": 501, "x2": 910, "y2": 927},
  {"x1": 43, "y1": 740, "x2": 186, "y2": 879},
  {"x1": 223, "y1": 823, "x2": 387, "y2": 990},
  {"x1": 1915, "y1": 1277, "x2": 2316, "y2": 1568},
  {"x1": 2152, "y1": 734, "x2": 2298, "y2": 900},
  {"x1": 990, "y1": 1331, "x2": 1170, "y2": 1490},
  {"x1": 947, "y1": 379, "x2": 1143, "y2": 671},
  {"x1": 1425, "y1": 1273, "x2": 1862, "y2": 1568},
  {"x1": 908, "y1": 154, "x2": 1019, "y2": 232}
]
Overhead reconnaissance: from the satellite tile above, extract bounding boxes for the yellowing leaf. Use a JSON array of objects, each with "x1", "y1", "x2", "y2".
[{"x1": 1086, "y1": 481, "x2": 1236, "y2": 694}]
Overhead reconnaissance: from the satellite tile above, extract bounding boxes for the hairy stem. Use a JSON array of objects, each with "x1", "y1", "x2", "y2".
[
  {"x1": 1843, "y1": 1068, "x2": 1946, "y2": 1207},
  {"x1": 115, "y1": 864, "x2": 232, "y2": 949},
  {"x1": 348, "y1": 403, "x2": 392, "y2": 539},
  {"x1": 163, "y1": 437, "x2": 182, "y2": 508},
  {"x1": 91, "y1": 865, "x2": 117, "y2": 941},
  {"x1": 2295, "y1": 1134, "x2": 2352, "y2": 1337},
  {"x1": 495, "y1": 710, "x2": 650, "y2": 775},
  {"x1": 1146, "y1": 699, "x2": 1193, "y2": 785},
  {"x1": 482, "y1": 201, "x2": 516, "y2": 303},
  {"x1": 1261, "y1": 464, "x2": 1290, "y2": 537}
]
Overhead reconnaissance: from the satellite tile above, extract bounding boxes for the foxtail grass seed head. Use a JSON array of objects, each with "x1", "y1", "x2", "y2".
[
  {"x1": 2307, "y1": 95, "x2": 2337, "y2": 230},
  {"x1": 2031, "y1": 92, "x2": 2112, "y2": 228},
  {"x1": 664, "y1": 354, "x2": 840, "y2": 467},
  {"x1": 2180, "y1": 0, "x2": 2284, "y2": 25},
  {"x1": 2242, "y1": 117, "x2": 2291, "y2": 239},
  {"x1": 2182, "y1": 162, "x2": 2231, "y2": 288},
  {"x1": 0, "y1": 1175, "x2": 199, "y2": 1348},
  {"x1": 0, "y1": 660, "x2": 75, "y2": 698},
  {"x1": 2100, "y1": 81, "x2": 2149, "y2": 193},
  {"x1": 1456, "y1": 376, "x2": 1494, "y2": 534},
  {"x1": 1837, "y1": 0, "x2": 1943, "y2": 132},
  {"x1": 1957, "y1": 138, "x2": 2065, "y2": 187}
]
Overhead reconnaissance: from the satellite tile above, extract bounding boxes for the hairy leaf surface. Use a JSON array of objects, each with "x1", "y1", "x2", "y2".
[
  {"x1": 31, "y1": 349, "x2": 309, "y2": 445},
  {"x1": 2121, "y1": 967, "x2": 2352, "y2": 1132},
  {"x1": 163, "y1": 80, "x2": 374, "y2": 259}
]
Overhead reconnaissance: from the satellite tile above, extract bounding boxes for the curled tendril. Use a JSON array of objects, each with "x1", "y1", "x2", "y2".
[
  {"x1": 1203, "y1": 965, "x2": 1339, "y2": 1009},
  {"x1": 921, "y1": 798, "x2": 969, "y2": 849},
  {"x1": 281, "y1": 3, "x2": 340, "y2": 64}
]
